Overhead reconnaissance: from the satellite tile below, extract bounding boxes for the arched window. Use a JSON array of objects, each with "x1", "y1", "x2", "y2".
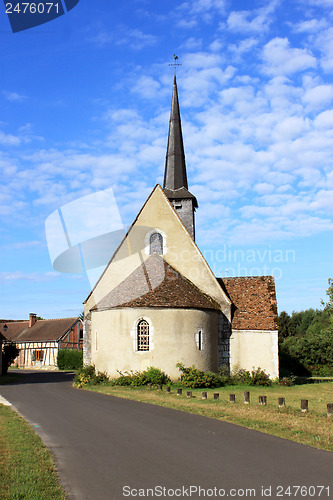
[
  {"x1": 137, "y1": 319, "x2": 149, "y2": 351},
  {"x1": 149, "y1": 232, "x2": 163, "y2": 255}
]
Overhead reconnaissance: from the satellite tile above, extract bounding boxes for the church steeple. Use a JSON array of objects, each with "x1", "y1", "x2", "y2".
[
  {"x1": 163, "y1": 73, "x2": 198, "y2": 240},
  {"x1": 164, "y1": 75, "x2": 188, "y2": 190}
]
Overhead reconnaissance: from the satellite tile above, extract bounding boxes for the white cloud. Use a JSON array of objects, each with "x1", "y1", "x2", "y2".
[
  {"x1": 292, "y1": 18, "x2": 328, "y2": 33},
  {"x1": 176, "y1": 0, "x2": 227, "y2": 26},
  {"x1": 0, "y1": 131, "x2": 21, "y2": 146},
  {"x1": 131, "y1": 76, "x2": 162, "y2": 99},
  {"x1": 116, "y1": 29, "x2": 157, "y2": 50},
  {"x1": 0, "y1": 271, "x2": 60, "y2": 282},
  {"x1": 3, "y1": 90, "x2": 27, "y2": 102},
  {"x1": 228, "y1": 38, "x2": 260, "y2": 61},
  {"x1": 261, "y1": 37, "x2": 317, "y2": 76},
  {"x1": 303, "y1": 85, "x2": 333, "y2": 110},
  {"x1": 315, "y1": 27, "x2": 333, "y2": 72},
  {"x1": 314, "y1": 109, "x2": 333, "y2": 128},
  {"x1": 227, "y1": 0, "x2": 280, "y2": 34}
]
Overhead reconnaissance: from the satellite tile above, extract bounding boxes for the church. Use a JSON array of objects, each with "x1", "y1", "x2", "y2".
[{"x1": 83, "y1": 75, "x2": 279, "y2": 380}]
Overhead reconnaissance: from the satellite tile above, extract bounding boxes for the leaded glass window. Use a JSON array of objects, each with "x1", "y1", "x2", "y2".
[
  {"x1": 137, "y1": 319, "x2": 149, "y2": 351},
  {"x1": 149, "y1": 232, "x2": 163, "y2": 255}
]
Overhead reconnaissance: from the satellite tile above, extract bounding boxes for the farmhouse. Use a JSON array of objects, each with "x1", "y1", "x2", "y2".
[
  {"x1": 1, "y1": 314, "x2": 83, "y2": 369},
  {"x1": 83, "y1": 75, "x2": 279, "y2": 380}
]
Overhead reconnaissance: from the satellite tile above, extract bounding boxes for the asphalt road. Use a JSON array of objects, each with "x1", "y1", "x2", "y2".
[{"x1": 0, "y1": 371, "x2": 332, "y2": 500}]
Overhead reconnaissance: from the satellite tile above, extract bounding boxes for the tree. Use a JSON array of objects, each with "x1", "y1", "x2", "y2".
[
  {"x1": 325, "y1": 278, "x2": 333, "y2": 319},
  {"x1": 278, "y1": 311, "x2": 291, "y2": 339},
  {"x1": 2, "y1": 342, "x2": 20, "y2": 375}
]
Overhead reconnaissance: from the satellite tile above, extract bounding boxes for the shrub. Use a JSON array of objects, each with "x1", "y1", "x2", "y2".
[
  {"x1": 2, "y1": 342, "x2": 20, "y2": 375},
  {"x1": 249, "y1": 368, "x2": 272, "y2": 386},
  {"x1": 279, "y1": 376, "x2": 295, "y2": 386},
  {"x1": 74, "y1": 365, "x2": 170, "y2": 388},
  {"x1": 114, "y1": 367, "x2": 171, "y2": 386},
  {"x1": 73, "y1": 365, "x2": 110, "y2": 388},
  {"x1": 176, "y1": 363, "x2": 225, "y2": 388},
  {"x1": 230, "y1": 368, "x2": 252, "y2": 385},
  {"x1": 57, "y1": 349, "x2": 83, "y2": 370},
  {"x1": 230, "y1": 367, "x2": 272, "y2": 386}
]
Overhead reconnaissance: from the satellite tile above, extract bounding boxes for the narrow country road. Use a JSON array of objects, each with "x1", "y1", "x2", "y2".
[{"x1": 1, "y1": 371, "x2": 332, "y2": 500}]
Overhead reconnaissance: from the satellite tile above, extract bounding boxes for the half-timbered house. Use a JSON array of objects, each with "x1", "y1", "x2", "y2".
[{"x1": 1, "y1": 314, "x2": 83, "y2": 369}]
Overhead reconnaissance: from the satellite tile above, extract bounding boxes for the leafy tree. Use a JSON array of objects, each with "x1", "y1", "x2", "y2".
[
  {"x1": 278, "y1": 311, "x2": 290, "y2": 339},
  {"x1": 323, "y1": 278, "x2": 333, "y2": 326},
  {"x1": 2, "y1": 342, "x2": 20, "y2": 375},
  {"x1": 278, "y1": 280, "x2": 333, "y2": 376}
]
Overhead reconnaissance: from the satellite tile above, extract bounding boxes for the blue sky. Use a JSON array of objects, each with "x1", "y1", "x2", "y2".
[{"x1": 0, "y1": 0, "x2": 332, "y2": 320}]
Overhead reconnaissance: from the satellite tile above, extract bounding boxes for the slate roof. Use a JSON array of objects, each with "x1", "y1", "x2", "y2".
[
  {"x1": 1, "y1": 318, "x2": 80, "y2": 343},
  {"x1": 218, "y1": 276, "x2": 278, "y2": 331},
  {"x1": 92, "y1": 254, "x2": 220, "y2": 311},
  {"x1": 163, "y1": 75, "x2": 198, "y2": 208}
]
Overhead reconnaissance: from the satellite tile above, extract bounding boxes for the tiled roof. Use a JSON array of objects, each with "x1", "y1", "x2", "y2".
[
  {"x1": 93, "y1": 254, "x2": 220, "y2": 311},
  {"x1": 218, "y1": 276, "x2": 278, "y2": 331},
  {"x1": 0, "y1": 321, "x2": 29, "y2": 341},
  {"x1": 1, "y1": 318, "x2": 80, "y2": 342}
]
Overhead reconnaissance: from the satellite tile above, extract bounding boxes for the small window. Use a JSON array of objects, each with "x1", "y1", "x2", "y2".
[
  {"x1": 137, "y1": 319, "x2": 149, "y2": 351},
  {"x1": 32, "y1": 350, "x2": 44, "y2": 362},
  {"x1": 175, "y1": 204, "x2": 182, "y2": 210},
  {"x1": 149, "y1": 232, "x2": 163, "y2": 255},
  {"x1": 196, "y1": 330, "x2": 203, "y2": 351},
  {"x1": 79, "y1": 328, "x2": 83, "y2": 340}
]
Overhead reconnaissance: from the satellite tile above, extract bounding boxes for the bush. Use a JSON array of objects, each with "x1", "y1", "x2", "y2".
[
  {"x1": 176, "y1": 363, "x2": 226, "y2": 388},
  {"x1": 115, "y1": 367, "x2": 171, "y2": 386},
  {"x1": 230, "y1": 368, "x2": 252, "y2": 385},
  {"x1": 2, "y1": 342, "x2": 20, "y2": 375},
  {"x1": 73, "y1": 365, "x2": 170, "y2": 388},
  {"x1": 249, "y1": 368, "x2": 272, "y2": 386},
  {"x1": 279, "y1": 376, "x2": 295, "y2": 386},
  {"x1": 73, "y1": 365, "x2": 110, "y2": 388},
  {"x1": 57, "y1": 349, "x2": 83, "y2": 370},
  {"x1": 230, "y1": 367, "x2": 272, "y2": 386}
]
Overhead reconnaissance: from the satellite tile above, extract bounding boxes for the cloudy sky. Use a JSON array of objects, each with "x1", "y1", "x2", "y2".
[{"x1": 0, "y1": 0, "x2": 332, "y2": 320}]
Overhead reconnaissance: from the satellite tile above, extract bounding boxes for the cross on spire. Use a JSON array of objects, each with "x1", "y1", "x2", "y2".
[{"x1": 169, "y1": 54, "x2": 182, "y2": 75}]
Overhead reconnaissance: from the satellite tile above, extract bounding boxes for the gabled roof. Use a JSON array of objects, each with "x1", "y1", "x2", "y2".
[
  {"x1": 84, "y1": 184, "x2": 230, "y2": 310},
  {"x1": 1, "y1": 318, "x2": 81, "y2": 343},
  {"x1": 0, "y1": 321, "x2": 29, "y2": 341},
  {"x1": 218, "y1": 276, "x2": 278, "y2": 331},
  {"x1": 92, "y1": 254, "x2": 220, "y2": 311}
]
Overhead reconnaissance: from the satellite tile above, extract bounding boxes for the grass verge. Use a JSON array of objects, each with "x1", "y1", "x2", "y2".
[
  {"x1": 0, "y1": 404, "x2": 66, "y2": 499},
  {"x1": 83, "y1": 382, "x2": 333, "y2": 452}
]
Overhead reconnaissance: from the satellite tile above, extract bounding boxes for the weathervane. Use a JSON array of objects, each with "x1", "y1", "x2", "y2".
[{"x1": 169, "y1": 54, "x2": 182, "y2": 75}]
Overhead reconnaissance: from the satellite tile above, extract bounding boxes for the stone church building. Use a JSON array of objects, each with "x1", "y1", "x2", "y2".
[{"x1": 83, "y1": 75, "x2": 279, "y2": 380}]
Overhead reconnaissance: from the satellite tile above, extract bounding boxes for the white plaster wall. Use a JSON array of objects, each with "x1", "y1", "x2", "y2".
[
  {"x1": 91, "y1": 308, "x2": 219, "y2": 380},
  {"x1": 84, "y1": 186, "x2": 231, "y2": 317},
  {"x1": 230, "y1": 329, "x2": 279, "y2": 379}
]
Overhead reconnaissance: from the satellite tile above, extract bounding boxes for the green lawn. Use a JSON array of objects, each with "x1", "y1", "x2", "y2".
[
  {"x1": 0, "y1": 404, "x2": 66, "y2": 499},
  {"x1": 84, "y1": 382, "x2": 333, "y2": 452}
]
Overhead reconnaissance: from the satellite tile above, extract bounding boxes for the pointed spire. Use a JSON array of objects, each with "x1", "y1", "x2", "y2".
[{"x1": 163, "y1": 75, "x2": 188, "y2": 190}]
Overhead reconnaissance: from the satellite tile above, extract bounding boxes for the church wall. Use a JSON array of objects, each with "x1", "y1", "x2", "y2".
[
  {"x1": 90, "y1": 307, "x2": 219, "y2": 380},
  {"x1": 229, "y1": 329, "x2": 279, "y2": 379},
  {"x1": 84, "y1": 186, "x2": 231, "y2": 318}
]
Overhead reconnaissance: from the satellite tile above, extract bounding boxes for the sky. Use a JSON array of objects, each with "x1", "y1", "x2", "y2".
[{"x1": 0, "y1": 0, "x2": 332, "y2": 320}]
